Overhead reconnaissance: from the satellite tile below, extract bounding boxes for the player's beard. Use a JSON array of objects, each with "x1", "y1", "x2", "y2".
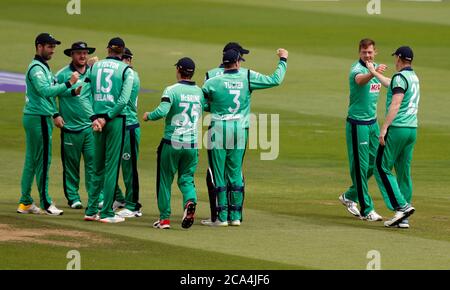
[
  {"x1": 42, "y1": 51, "x2": 53, "y2": 61},
  {"x1": 73, "y1": 59, "x2": 87, "y2": 69}
]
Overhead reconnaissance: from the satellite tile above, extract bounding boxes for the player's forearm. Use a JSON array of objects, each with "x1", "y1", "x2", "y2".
[
  {"x1": 355, "y1": 73, "x2": 374, "y2": 86},
  {"x1": 107, "y1": 71, "x2": 134, "y2": 119},
  {"x1": 58, "y1": 87, "x2": 80, "y2": 98},
  {"x1": 371, "y1": 71, "x2": 391, "y2": 88},
  {"x1": 250, "y1": 59, "x2": 287, "y2": 90},
  {"x1": 147, "y1": 102, "x2": 171, "y2": 121},
  {"x1": 382, "y1": 95, "x2": 403, "y2": 129},
  {"x1": 56, "y1": 73, "x2": 78, "y2": 98},
  {"x1": 34, "y1": 77, "x2": 71, "y2": 99}
]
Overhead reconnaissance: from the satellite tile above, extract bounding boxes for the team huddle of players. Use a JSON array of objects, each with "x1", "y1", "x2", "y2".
[
  {"x1": 17, "y1": 33, "x2": 288, "y2": 229},
  {"x1": 17, "y1": 34, "x2": 420, "y2": 230}
]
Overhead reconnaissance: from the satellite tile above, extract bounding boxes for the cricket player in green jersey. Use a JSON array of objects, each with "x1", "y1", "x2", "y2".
[
  {"x1": 204, "y1": 42, "x2": 250, "y2": 224},
  {"x1": 339, "y1": 39, "x2": 387, "y2": 222},
  {"x1": 56, "y1": 41, "x2": 96, "y2": 210},
  {"x1": 114, "y1": 47, "x2": 143, "y2": 218},
  {"x1": 367, "y1": 46, "x2": 419, "y2": 228},
  {"x1": 202, "y1": 48, "x2": 288, "y2": 226},
  {"x1": 18, "y1": 33, "x2": 79, "y2": 216},
  {"x1": 143, "y1": 57, "x2": 206, "y2": 230},
  {"x1": 82, "y1": 37, "x2": 134, "y2": 223}
]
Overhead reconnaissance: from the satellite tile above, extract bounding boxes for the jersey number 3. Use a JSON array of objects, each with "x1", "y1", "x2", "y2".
[{"x1": 228, "y1": 90, "x2": 241, "y2": 113}]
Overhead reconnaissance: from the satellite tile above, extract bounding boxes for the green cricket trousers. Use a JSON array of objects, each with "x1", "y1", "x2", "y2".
[
  {"x1": 60, "y1": 127, "x2": 95, "y2": 206},
  {"x1": 156, "y1": 139, "x2": 198, "y2": 220},
  {"x1": 344, "y1": 118, "x2": 379, "y2": 216},
  {"x1": 115, "y1": 124, "x2": 141, "y2": 211},
  {"x1": 207, "y1": 121, "x2": 248, "y2": 222},
  {"x1": 375, "y1": 126, "x2": 417, "y2": 211},
  {"x1": 20, "y1": 114, "x2": 53, "y2": 209},
  {"x1": 86, "y1": 116, "x2": 125, "y2": 218}
]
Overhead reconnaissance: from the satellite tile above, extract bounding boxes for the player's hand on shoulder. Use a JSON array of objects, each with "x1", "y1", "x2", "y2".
[{"x1": 87, "y1": 56, "x2": 99, "y2": 67}]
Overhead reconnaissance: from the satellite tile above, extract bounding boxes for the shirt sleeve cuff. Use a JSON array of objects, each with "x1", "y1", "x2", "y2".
[
  {"x1": 52, "y1": 113, "x2": 60, "y2": 119},
  {"x1": 280, "y1": 57, "x2": 287, "y2": 62},
  {"x1": 392, "y1": 87, "x2": 406, "y2": 95},
  {"x1": 65, "y1": 81, "x2": 72, "y2": 89}
]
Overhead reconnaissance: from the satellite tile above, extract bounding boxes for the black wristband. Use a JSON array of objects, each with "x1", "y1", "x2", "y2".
[
  {"x1": 71, "y1": 89, "x2": 77, "y2": 96},
  {"x1": 52, "y1": 113, "x2": 60, "y2": 119},
  {"x1": 65, "y1": 81, "x2": 72, "y2": 89},
  {"x1": 90, "y1": 114, "x2": 110, "y2": 122},
  {"x1": 280, "y1": 57, "x2": 287, "y2": 62}
]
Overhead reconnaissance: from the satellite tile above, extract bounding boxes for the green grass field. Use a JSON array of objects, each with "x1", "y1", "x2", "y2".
[{"x1": 0, "y1": 0, "x2": 449, "y2": 270}]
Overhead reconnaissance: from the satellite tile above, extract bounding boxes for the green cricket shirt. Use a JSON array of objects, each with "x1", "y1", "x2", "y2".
[
  {"x1": 148, "y1": 80, "x2": 206, "y2": 144},
  {"x1": 122, "y1": 69, "x2": 140, "y2": 126},
  {"x1": 386, "y1": 67, "x2": 420, "y2": 128},
  {"x1": 202, "y1": 58, "x2": 287, "y2": 129},
  {"x1": 88, "y1": 56, "x2": 134, "y2": 119},
  {"x1": 348, "y1": 59, "x2": 381, "y2": 121},
  {"x1": 24, "y1": 55, "x2": 72, "y2": 116},
  {"x1": 55, "y1": 63, "x2": 93, "y2": 131}
]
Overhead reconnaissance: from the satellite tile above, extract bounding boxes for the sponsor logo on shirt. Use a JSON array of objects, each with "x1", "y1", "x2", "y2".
[{"x1": 370, "y1": 83, "x2": 381, "y2": 93}]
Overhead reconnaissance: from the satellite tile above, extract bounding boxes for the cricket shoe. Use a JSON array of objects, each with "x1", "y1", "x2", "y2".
[
  {"x1": 70, "y1": 201, "x2": 83, "y2": 209},
  {"x1": 397, "y1": 218, "x2": 410, "y2": 229},
  {"x1": 361, "y1": 210, "x2": 383, "y2": 222},
  {"x1": 181, "y1": 201, "x2": 196, "y2": 229},
  {"x1": 112, "y1": 200, "x2": 126, "y2": 211},
  {"x1": 99, "y1": 215, "x2": 125, "y2": 223},
  {"x1": 153, "y1": 219, "x2": 170, "y2": 229},
  {"x1": 45, "y1": 204, "x2": 64, "y2": 216},
  {"x1": 230, "y1": 220, "x2": 241, "y2": 226},
  {"x1": 201, "y1": 219, "x2": 228, "y2": 227},
  {"x1": 17, "y1": 203, "x2": 42, "y2": 214},
  {"x1": 84, "y1": 213, "x2": 100, "y2": 221},
  {"x1": 116, "y1": 208, "x2": 142, "y2": 218},
  {"x1": 339, "y1": 194, "x2": 360, "y2": 217},
  {"x1": 384, "y1": 205, "x2": 415, "y2": 228}
]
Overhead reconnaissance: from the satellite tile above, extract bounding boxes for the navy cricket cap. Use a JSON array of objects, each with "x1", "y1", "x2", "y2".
[
  {"x1": 122, "y1": 47, "x2": 133, "y2": 59},
  {"x1": 107, "y1": 37, "x2": 125, "y2": 48},
  {"x1": 222, "y1": 49, "x2": 240, "y2": 64},
  {"x1": 35, "y1": 33, "x2": 61, "y2": 46},
  {"x1": 392, "y1": 46, "x2": 414, "y2": 61},
  {"x1": 175, "y1": 57, "x2": 195, "y2": 72},
  {"x1": 223, "y1": 42, "x2": 249, "y2": 55}
]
